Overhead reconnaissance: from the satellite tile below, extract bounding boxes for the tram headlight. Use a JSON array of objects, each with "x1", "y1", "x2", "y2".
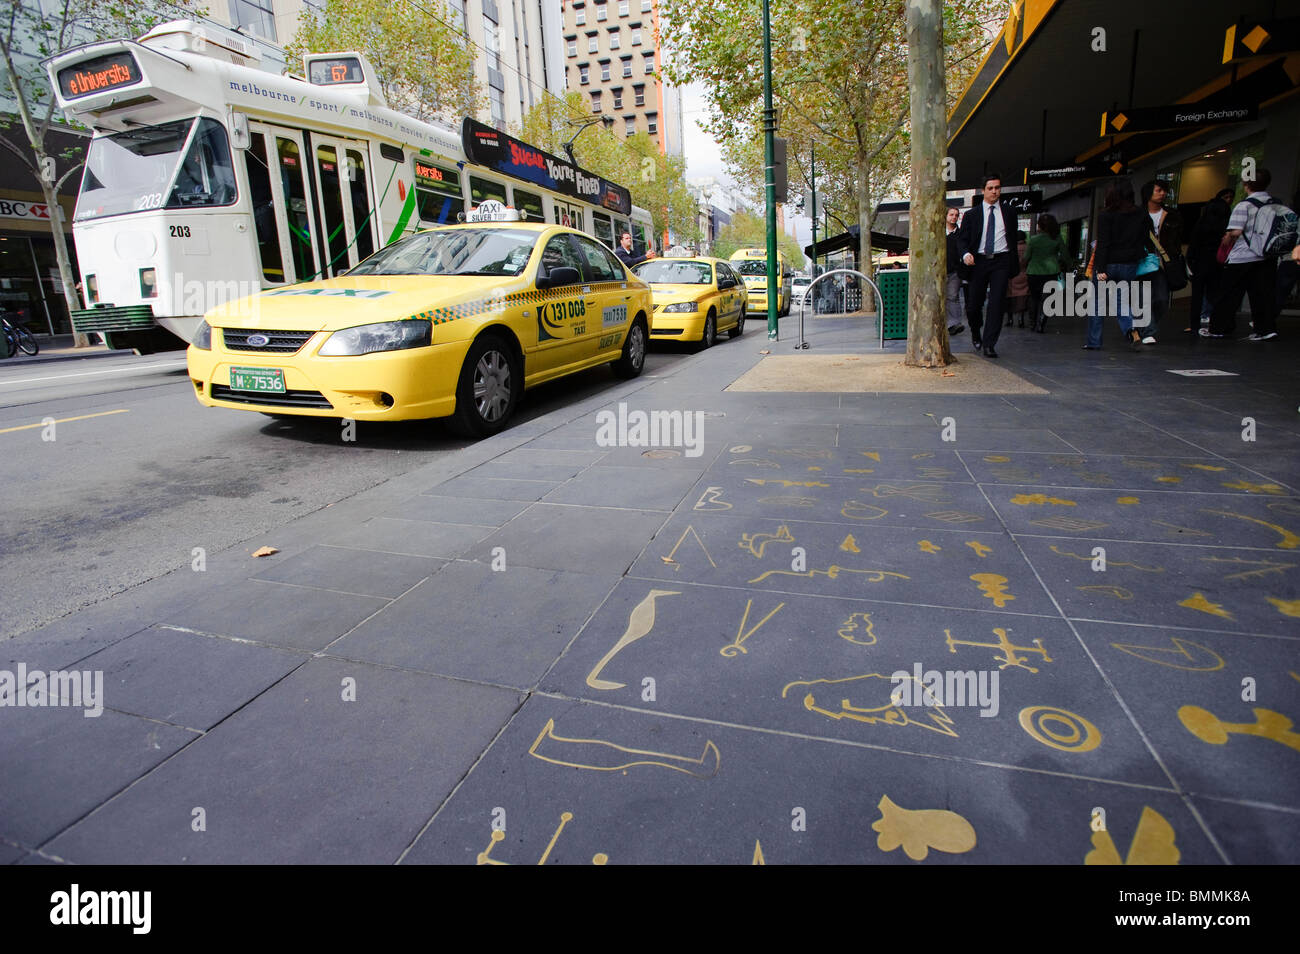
[
  {"x1": 317, "y1": 319, "x2": 432, "y2": 356},
  {"x1": 191, "y1": 320, "x2": 212, "y2": 350}
]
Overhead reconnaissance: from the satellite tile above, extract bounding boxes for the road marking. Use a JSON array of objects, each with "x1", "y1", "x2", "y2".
[
  {"x1": 0, "y1": 408, "x2": 130, "y2": 433},
  {"x1": 0, "y1": 360, "x2": 186, "y2": 386}
]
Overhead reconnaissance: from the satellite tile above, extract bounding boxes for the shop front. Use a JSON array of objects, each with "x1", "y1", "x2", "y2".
[{"x1": 0, "y1": 190, "x2": 80, "y2": 337}]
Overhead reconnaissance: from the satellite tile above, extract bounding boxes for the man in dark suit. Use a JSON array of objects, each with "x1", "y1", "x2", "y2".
[
  {"x1": 614, "y1": 231, "x2": 654, "y2": 269},
  {"x1": 956, "y1": 174, "x2": 1020, "y2": 357}
]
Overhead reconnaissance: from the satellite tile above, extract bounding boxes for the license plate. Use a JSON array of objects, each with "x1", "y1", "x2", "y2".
[{"x1": 230, "y1": 366, "x2": 285, "y2": 393}]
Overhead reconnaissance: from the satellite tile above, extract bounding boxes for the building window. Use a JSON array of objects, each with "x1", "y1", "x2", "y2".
[
  {"x1": 579, "y1": 65, "x2": 589, "y2": 83},
  {"x1": 622, "y1": 56, "x2": 632, "y2": 77},
  {"x1": 618, "y1": 0, "x2": 629, "y2": 14},
  {"x1": 445, "y1": 0, "x2": 466, "y2": 31},
  {"x1": 647, "y1": 113, "x2": 658, "y2": 134},
  {"x1": 228, "y1": 0, "x2": 277, "y2": 41},
  {"x1": 489, "y1": 88, "x2": 506, "y2": 129},
  {"x1": 641, "y1": 0, "x2": 651, "y2": 10},
  {"x1": 483, "y1": 18, "x2": 501, "y2": 71},
  {"x1": 643, "y1": 52, "x2": 654, "y2": 73},
  {"x1": 612, "y1": 88, "x2": 623, "y2": 109},
  {"x1": 609, "y1": 28, "x2": 620, "y2": 49},
  {"x1": 575, "y1": 7, "x2": 586, "y2": 25},
  {"x1": 591, "y1": 91, "x2": 601, "y2": 112},
  {"x1": 588, "y1": 33, "x2": 599, "y2": 52},
  {"x1": 596, "y1": 3, "x2": 607, "y2": 20},
  {"x1": 600, "y1": 60, "x2": 611, "y2": 81},
  {"x1": 566, "y1": 36, "x2": 577, "y2": 56},
  {"x1": 625, "y1": 116, "x2": 636, "y2": 136},
  {"x1": 633, "y1": 84, "x2": 645, "y2": 106},
  {"x1": 631, "y1": 27, "x2": 641, "y2": 45}
]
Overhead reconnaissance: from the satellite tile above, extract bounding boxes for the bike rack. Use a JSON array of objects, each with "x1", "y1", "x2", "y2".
[{"x1": 793, "y1": 269, "x2": 885, "y2": 350}]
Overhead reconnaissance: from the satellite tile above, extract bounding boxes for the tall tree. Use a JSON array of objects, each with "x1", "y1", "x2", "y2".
[
  {"x1": 713, "y1": 209, "x2": 805, "y2": 267},
  {"x1": 286, "y1": 0, "x2": 481, "y2": 126},
  {"x1": 1, "y1": 0, "x2": 205, "y2": 344}
]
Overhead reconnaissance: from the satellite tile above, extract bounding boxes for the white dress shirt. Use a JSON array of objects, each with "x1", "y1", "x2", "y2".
[{"x1": 981, "y1": 201, "x2": 1008, "y2": 255}]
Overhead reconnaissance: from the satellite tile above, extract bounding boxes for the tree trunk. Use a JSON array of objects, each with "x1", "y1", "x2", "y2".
[
  {"x1": 903, "y1": 0, "x2": 951, "y2": 367},
  {"x1": 856, "y1": 157, "x2": 874, "y2": 286}
]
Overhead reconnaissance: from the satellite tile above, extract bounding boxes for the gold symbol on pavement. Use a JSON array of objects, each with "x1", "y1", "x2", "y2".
[
  {"x1": 867, "y1": 483, "x2": 949, "y2": 502},
  {"x1": 729, "y1": 445, "x2": 752, "y2": 453},
  {"x1": 1177, "y1": 592, "x2": 1233, "y2": 620},
  {"x1": 926, "y1": 509, "x2": 985, "y2": 523},
  {"x1": 1029, "y1": 515, "x2": 1108, "y2": 531},
  {"x1": 1077, "y1": 584, "x2": 1134, "y2": 600},
  {"x1": 1181, "y1": 463, "x2": 1226, "y2": 472},
  {"x1": 1010, "y1": 493, "x2": 1077, "y2": 507},
  {"x1": 918, "y1": 540, "x2": 942, "y2": 554},
  {"x1": 1018, "y1": 706, "x2": 1102, "y2": 752},
  {"x1": 843, "y1": 467, "x2": 875, "y2": 474},
  {"x1": 1110, "y1": 636, "x2": 1224, "y2": 672},
  {"x1": 1155, "y1": 476, "x2": 1182, "y2": 483},
  {"x1": 1085, "y1": 807, "x2": 1180, "y2": 866},
  {"x1": 1268, "y1": 500, "x2": 1300, "y2": 518},
  {"x1": 529, "y1": 718, "x2": 722, "y2": 777},
  {"x1": 752, "y1": 841, "x2": 765, "y2": 865},
  {"x1": 965, "y1": 540, "x2": 993, "y2": 558},
  {"x1": 837, "y1": 611, "x2": 877, "y2": 646},
  {"x1": 774, "y1": 447, "x2": 832, "y2": 460},
  {"x1": 586, "y1": 589, "x2": 679, "y2": 690},
  {"x1": 970, "y1": 573, "x2": 1015, "y2": 607},
  {"x1": 744, "y1": 477, "x2": 830, "y2": 488},
  {"x1": 840, "y1": 534, "x2": 861, "y2": 553},
  {"x1": 946, "y1": 626, "x2": 1050, "y2": 672},
  {"x1": 1200, "y1": 556, "x2": 1295, "y2": 580},
  {"x1": 983, "y1": 455, "x2": 1011, "y2": 463},
  {"x1": 1153, "y1": 519, "x2": 1213, "y2": 537},
  {"x1": 860, "y1": 451, "x2": 881, "y2": 462},
  {"x1": 694, "y1": 486, "x2": 733, "y2": 511},
  {"x1": 1116, "y1": 496, "x2": 1140, "y2": 505},
  {"x1": 911, "y1": 452, "x2": 935, "y2": 459},
  {"x1": 842, "y1": 501, "x2": 888, "y2": 521},
  {"x1": 477, "y1": 812, "x2": 609, "y2": 865},
  {"x1": 1267, "y1": 597, "x2": 1300, "y2": 618},
  {"x1": 663, "y1": 525, "x2": 716, "y2": 568},
  {"x1": 807, "y1": 466, "x2": 823, "y2": 471},
  {"x1": 1220, "y1": 479, "x2": 1287, "y2": 495},
  {"x1": 1178, "y1": 705, "x2": 1300, "y2": 753},
  {"x1": 873, "y1": 795, "x2": 976, "y2": 861},
  {"x1": 748, "y1": 564, "x2": 909, "y2": 585},
  {"x1": 729, "y1": 457, "x2": 781, "y2": 469},
  {"x1": 1049, "y1": 545, "x2": 1163, "y2": 571},
  {"x1": 720, "y1": 599, "x2": 786, "y2": 657},
  {"x1": 782, "y1": 673, "x2": 956, "y2": 737},
  {"x1": 739, "y1": 524, "x2": 794, "y2": 559},
  {"x1": 643, "y1": 449, "x2": 681, "y2": 459},
  {"x1": 758, "y1": 495, "x2": 819, "y2": 507},
  {"x1": 1202, "y1": 509, "x2": 1300, "y2": 549},
  {"x1": 1077, "y1": 471, "x2": 1114, "y2": 484},
  {"x1": 916, "y1": 466, "x2": 957, "y2": 479}
]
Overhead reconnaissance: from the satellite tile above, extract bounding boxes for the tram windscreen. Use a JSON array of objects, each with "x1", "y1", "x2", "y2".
[{"x1": 75, "y1": 118, "x2": 236, "y2": 221}]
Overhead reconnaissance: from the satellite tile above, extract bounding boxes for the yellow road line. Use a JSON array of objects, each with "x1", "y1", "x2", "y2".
[{"x1": 0, "y1": 408, "x2": 130, "y2": 434}]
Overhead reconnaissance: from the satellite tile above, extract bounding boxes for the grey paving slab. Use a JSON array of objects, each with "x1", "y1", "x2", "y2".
[
  {"x1": 714, "y1": 442, "x2": 972, "y2": 482},
  {"x1": 1, "y1": 614, "x2": 149, "y2": 672},
  {"x1": 402, "y1": 695, "x2": 1218, "y2": 864},
  {"x1": 1073, "y1": 621, "x2": 1300, "y2": 809},
  {"x1": 519, "y1": 422, "x2": 616, "y2": 450},
  {"x1": 0, "y1": 706, "x2": 197, "y2": 847},
  {"x1": 1220, "y1": 455, "x2": 1300, "y2": 495},
  {"x1": 677, "y1": 472, "x2": 1002, "y2": 534},
  {"x1": 1191, "y1": 799, "x2": 1300, "y2": 866},
  {"x1": 1053, "y1": 424, "x2": 1206, "y2": 457},
  {"x1": 162, "y1": 580, "x2": 389, "y2": 651},
  {"x1": 329, "y1": 561, "x2": 613, "y2": 688},
  {"x1": 991, "y1": 486, "x2": 1300, "y2": 548},
  {"x1": 590, "y1": 445, "x2": 717, "y2": 469},
  {"x1": 79, "y1": 626, "x2": 303, "y2": 731},
  {"x1": 542, "y1": 579, "x2": 1166, "y2": 784},
  {"x1": 461, "y1": 448, "x2": 602, "y2": 482},
  {"x1": 0, "y1": 842, "x2": 28, "y2": 865},
  {"x1": 1016, "y1": 536, "x2": 1299, "y2": 637},
  {"x1": 462, "y1": 503, "x2": 666, "y2": 576},
  {"x1": 839, "y1": 424, "x2": 1075, "y2": 452},
  {"x1": 328, "y1": 517, "x2": 494, "y2": 559},
  {"x1": 629, "y1": 512, "x2": 1058, "y2": 616},
  {"x1": 961, "y1": 452, "x2": 1292, "y2": 495},
  {"x1": 543, "y1": 465, "x2": 708, "y2": 511},
  {"x1": 396, "y1": 494, "x2": 531, "y2": 526},
  {"x1": 423, "y1": 474, "x2": 559, "y2": 501},
  {"x1": 40, "y1": 657, "x2": 522, "y2": 864},
  {"x1": 250, "y1": 544, "x2": 440, "y2": 599}
]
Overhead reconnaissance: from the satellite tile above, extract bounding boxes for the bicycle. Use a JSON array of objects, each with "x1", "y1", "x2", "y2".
[{"x1": 2, "y1": 313, "x2": 40, "y2": 358}]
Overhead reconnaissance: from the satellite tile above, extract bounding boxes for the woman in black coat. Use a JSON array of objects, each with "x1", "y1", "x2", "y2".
[{"x1": 1184, "y1": 189, "x2": 1233, "y2": 332}]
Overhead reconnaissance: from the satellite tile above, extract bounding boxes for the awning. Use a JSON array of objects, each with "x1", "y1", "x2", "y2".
[{"x1": 805, "y1": 225, "x2": 908, "y2": 260}]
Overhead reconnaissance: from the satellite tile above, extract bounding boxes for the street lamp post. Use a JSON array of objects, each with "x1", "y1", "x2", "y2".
[{"x1": 761, "y1": 0, "x2": 779, "y2": 340}]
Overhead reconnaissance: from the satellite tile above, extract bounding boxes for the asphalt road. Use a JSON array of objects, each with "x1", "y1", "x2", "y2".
[{"x1": 0, "y1": 345, "x2": 682, "y2": 639}]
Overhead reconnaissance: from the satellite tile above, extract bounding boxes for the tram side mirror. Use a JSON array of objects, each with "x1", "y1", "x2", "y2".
[
  {"x1": 538, "y1": 266, "x2": 581, "y2": 289},
  {"x1": 229, "y1": 113, "x2": 250, "y2": 151}
]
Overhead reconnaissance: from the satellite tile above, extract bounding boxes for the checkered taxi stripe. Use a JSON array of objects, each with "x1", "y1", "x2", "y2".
[{"x1": 404, "y1": 282, "x2": 635, "y2": 325}]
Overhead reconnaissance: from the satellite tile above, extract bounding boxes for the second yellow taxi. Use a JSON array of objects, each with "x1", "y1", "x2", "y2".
[{"x1": 632, "y1": 256, "x2": 748, "y2": 348}]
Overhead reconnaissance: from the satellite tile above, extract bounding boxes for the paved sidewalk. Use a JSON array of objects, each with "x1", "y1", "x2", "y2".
[
  {"x1": 1, "y1": 335, "x2": 123, "y2": 368},
  {"x1": 2, "y1": 312, "x2": 1297, "y2": 865}
]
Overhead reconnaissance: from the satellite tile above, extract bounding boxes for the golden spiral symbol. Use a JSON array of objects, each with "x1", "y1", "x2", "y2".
[{"x1": 1018, "y1": 706, "x2": 1102, "y2": 752}]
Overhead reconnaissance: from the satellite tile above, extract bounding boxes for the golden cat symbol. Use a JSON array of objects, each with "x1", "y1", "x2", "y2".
[
  {"x1": 1085, "y1": 807, "x2": 1180, "y2": 866},
  {"x1": 872, "y1": 795, "x2": 976, "y2": 861}
]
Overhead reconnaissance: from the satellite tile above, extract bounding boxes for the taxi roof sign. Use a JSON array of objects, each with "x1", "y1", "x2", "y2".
[{"x1": 466, "y1": 200, "x2": 523, "y2": 223}]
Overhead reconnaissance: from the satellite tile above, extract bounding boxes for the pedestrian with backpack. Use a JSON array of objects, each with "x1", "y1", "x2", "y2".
[{"x1": 1204, "y1": 169, "x2": 1298, "y2": 341}]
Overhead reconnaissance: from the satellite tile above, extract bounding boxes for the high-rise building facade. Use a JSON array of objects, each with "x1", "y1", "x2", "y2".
[{"x1": 561, "y1": 0, "x2": 683, "y2": 156}]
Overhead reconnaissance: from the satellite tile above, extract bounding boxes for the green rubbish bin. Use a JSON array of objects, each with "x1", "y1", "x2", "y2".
[{"x1": 877, "y1": 269, "x2": 908, "y2": 340}]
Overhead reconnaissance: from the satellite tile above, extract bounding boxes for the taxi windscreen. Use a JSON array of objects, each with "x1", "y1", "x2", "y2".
[
  {"x1": 634, "y1": 260, "x2": 713, "y2": 284},
  {"x1": 348, "y1": 228, "x2": 536, "y2": 277}
]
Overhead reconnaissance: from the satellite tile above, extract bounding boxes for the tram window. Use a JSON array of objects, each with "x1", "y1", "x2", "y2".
[
  {"x1": 167, "y1": 118, "x2": 236, "y2": 208},
  {"x1": 513, "y1": 188, "x2": 543, "y2": 222},
  {"x1": 417, "y1": 189, "x2": 460, "y2": 224},
  {"x1": 592, "y1": 211, "x2": 613, "y2": 247},
  {"x1": 631, "y1": 222, "x2": 647, "y2": 251},
  {"x1": 345, "y1": 149, "x2": 375, "y2": 261},
  {"x1": 316, "y1": 146, "x2": 351, "y2": 274},
  {"x1": 469, "y1": 175, "x2": 507, "y2": 207},
  {"x1": 243, "y1": 133, "x2": 284, "y2": 283},
  {"x1": 277, "y1": 138, "x2": 315, "y2": 281}
]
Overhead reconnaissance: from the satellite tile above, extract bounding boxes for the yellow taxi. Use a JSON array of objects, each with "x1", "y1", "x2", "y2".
[
  {"x1": 633, "y1": 256, "x2": 747, "y2": 347},
  {"x1": 187, "y1": 203, "x2": 653, "y2": 437},
  {"x1": 729, "y1": 247, "x2": 792, "y2": 316}
]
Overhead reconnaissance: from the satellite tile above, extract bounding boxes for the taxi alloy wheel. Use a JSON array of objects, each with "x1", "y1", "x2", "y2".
[
  {"x1": 612, "y1": 318, "x2": 647, "y2": 379},
  {"x1": 453, "y1": 334, "x2": 519, "y2": 437},
  {"x1": 728, "y1": 308, "x2": 745, "y2": 339},
  {"x1": 700, "y1": 311, "x2": 716, "y2": 350}
]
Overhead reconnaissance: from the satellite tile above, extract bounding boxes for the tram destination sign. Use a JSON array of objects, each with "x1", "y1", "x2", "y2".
[
  {"x1": 461, "y1": 119, "x2": 632, "y2": 216},
  {"x1": 57, "y1": 51, "x2": 142, "y2": 100},
  {"x1": 1100, "y1": 103, "x2": 1257, "y2": 137}
]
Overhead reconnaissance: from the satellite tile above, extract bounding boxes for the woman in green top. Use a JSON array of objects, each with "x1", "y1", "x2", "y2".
[{"x1": 1024, "y1": 214, "x2": 1072, "y2": 332}]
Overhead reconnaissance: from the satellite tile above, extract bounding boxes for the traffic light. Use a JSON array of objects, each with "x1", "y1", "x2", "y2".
[{"x1": 773, "y1": 137, "x2": 788, "y2": 204}]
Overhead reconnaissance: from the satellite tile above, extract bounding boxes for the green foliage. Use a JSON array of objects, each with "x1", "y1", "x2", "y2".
[
  {"x1": 286, "y1": 0, "x2": 482, "y2": 126},
  {"x1": 713, "y1": 210, "x2": 805, "y2": 267}
]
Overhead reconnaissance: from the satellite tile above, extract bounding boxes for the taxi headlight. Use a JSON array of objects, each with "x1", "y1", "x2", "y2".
[
  {"x1": 661, "y1": 302, "x2": 699, "y2": 313},
  {"x1": 191, "y1": 320, "x2": 212, "y2": 350},
  {"x1": 318, "y1": 320, "x2": 432, "y2": 356}
]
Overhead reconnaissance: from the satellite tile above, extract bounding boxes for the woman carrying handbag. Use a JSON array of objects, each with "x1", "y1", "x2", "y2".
[{"x1": 1138, "y1": 180, "x2": 1185, "y2": 345}]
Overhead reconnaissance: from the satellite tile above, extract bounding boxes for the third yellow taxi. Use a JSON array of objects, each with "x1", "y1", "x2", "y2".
[
  {"x1": 632, "y1": 256, "x2": 748, "y2": 348},
  {"x1": 187, "y1": 203, "x2": 653, "y2": 437}
]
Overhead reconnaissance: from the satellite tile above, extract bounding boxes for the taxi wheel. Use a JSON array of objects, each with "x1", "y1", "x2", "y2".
[
  {"x1": 699, "y1": 311, "x2": 716, "y2": 350},
  {"x1": 612, "y1": 317, "x2": 647, "y2": 379},
  {"x1": 728, "y1": 310, "x2": 745, "y2": 339},
  {"x1": 452, "y1": 334, "x2": 519, "y2": 438}
]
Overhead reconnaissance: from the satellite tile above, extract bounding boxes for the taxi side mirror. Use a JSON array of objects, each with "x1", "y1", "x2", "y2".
[{"x1": 539, "y1": 265, "x2": 581, "y2": 288}]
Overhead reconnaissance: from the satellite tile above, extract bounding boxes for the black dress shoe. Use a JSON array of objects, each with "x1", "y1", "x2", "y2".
[
  {"x1": 971, "y1": 338, "x2": 982, "y2": 350},
  {"x1": 983, "y1": 347, "x2": 998, "y2": 358},
  {"x1": 948, "y1": 324, "x2": 965, "y2": 335}
]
